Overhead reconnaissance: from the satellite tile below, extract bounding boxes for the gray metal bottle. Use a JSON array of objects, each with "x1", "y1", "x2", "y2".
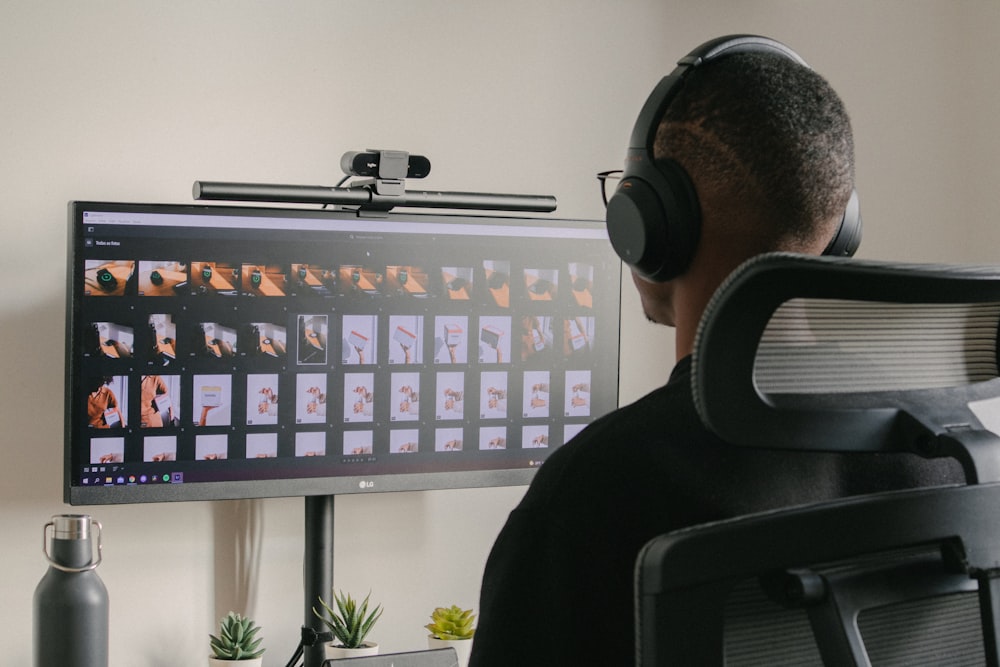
[{"x1": 33, "y1": 515, "x2": 109, "y2": 667}]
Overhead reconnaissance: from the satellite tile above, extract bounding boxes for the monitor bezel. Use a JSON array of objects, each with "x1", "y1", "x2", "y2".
[{"x1": 66, "y1": 200, "x2": 621, "y2": 505}]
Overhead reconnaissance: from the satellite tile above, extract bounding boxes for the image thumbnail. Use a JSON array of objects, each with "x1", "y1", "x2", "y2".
[
  {"x1": 193, "y1": 374, "x2": 232, "y2": 427},
  {"x1": 565, "y1": 370, "x2": 592, "y2": 417},
  {"x1": 436, "y1": 372, "x2": 465, "y2": 420},
  {"x1": 246, "y1": 322, "x2": 287, "y2": 358},
  {"x1": 196, "y1": 322, "x2": 237, "y2": 358},
  {"x1": 520, "y1": 316, "x2": 554, "y2": 362},
  {"x1": 523, "y1": 424, "x2": 549, "y2": 449},
  {"x1": 385, "y1": 265, "x2": 430, "y2": 297},
  {"x1": 523, "y1": 371, "x2": 550, "y2": 418},
  {"x1": 143, "y1": 435, "x2": 177, "y2": 462},
  {"x1": 246, "y1": 374, "x2": 279, "y2": 426},
  {"x1": 139, "y1": 374, "x2": 180, "y2": 428},
  {"x1": 241, "y1": 263, "x2": 287, "y2": 296},
  {"x1": 568, "y1": 262, "x2": 594, "y2": 308},
  {"x1": 296, "y1": 431, "x2": 326, "y2": 457},
  {"x1": 84, "y1": 260, "x2": 134, "y2": 296},
  {"x1": 435, "y1": 316, "x2": 468, "y2": 364},
  {"x1": 148, "y1": 314, "x2": 177, "y2": 365},
  {"x1": 478, "y1": 316, "x2": 511, "y2": 364},
  {"x1": 137, "y1": 260, "x2": 188, "y2": 296},
  {"x1": 524, "y1": 267, "x2": 558, "y2": 301},
  {"x1": 441, "y1": 266, "x2": 474, "y2": 300},
  {"x1": 86, "y1": 375, "x2": 127, "y2": 429},
  {"x1": 483, "y1": 260, "x2": 510, "y2": 308},
  {"x1": 344, "y1": 373, "x2": 375, "y2": 423},
  {"x1": 90, "y1": 437, "x2": 125, "y2": 464},
  {"x1": 246, "y1": 433, "x2": 278, "y2": 459},
  {"x1": 190, "y1": 261, "x2": 239, "y2": 296},
  {"x1": 391, "y1": 372, "x2": 420, "y2": 422},
  {"x1": 196, "y1": 434, "x2": 229, "y2": 460},
  {"x1": 85, "y1": 321, "x2": 133, "y2": 359},
  {"x1": 339, "y1": 264, "x2": 382, "y2": 296},
  {"x1": 344, "y1": 430, "x2": 373, "y2": 456},
  {"x1": 343, "y1": 315, "x2": 378, "y2": 365},
  {"x1": 297, "y1": 314, "x2": 328, "y2": 365},
  {"x1": 388, "y1": 315, "x2": 423, "y2": 364},
  {"x1": 480, "y1": 372, "x2": 508, "y2": 419},
  {"x1": 390, "y1": 429, "x2": 419, "y2": 454},
  {"x1": 435, "y1": 427, "x2": 464, "y2": 452},
  {"x1": 296, "y1": 373, "x2": 327, "y2": 424},
  {"x1": 480, "y1": 426, "x2": 507, "y2": 450},
  {"x1": 290, "y1": 263, "x2": 338, "y2": 296},
  {"x1": 564, "y1": 317, "x2": 595, "y2": 357}
]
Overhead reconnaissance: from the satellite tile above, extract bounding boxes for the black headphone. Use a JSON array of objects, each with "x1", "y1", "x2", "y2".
[{"x1": 606, "y1": 34, "x2": 862, "y2": 282}]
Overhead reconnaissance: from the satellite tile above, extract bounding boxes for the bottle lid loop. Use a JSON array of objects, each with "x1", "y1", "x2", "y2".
[{"x1": 42, "y1": 515, "x2": 103, "y2": 573}]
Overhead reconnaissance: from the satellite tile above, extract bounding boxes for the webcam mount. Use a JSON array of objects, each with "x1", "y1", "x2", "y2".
[{"x1": 194, "y1": 149, "x2": 557, "y2": 215}]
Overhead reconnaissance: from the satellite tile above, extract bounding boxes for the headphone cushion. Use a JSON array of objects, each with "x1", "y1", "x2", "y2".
[
  {"x1": 607, "y1": 177, "x2": 669, "y2": 280},
  {"x1": 607, "y1": 158, "x2": 701, "y2": 282}
]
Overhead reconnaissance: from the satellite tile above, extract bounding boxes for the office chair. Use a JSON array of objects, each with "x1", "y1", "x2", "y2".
[{"x1": 635, "y1": 252, "x2": 1000, "y2": 666}]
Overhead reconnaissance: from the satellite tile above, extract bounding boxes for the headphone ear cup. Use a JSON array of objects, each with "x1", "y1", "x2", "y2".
[
  {"x1": 822, "y1": 188, "x2": 862, "y2": 257},
  {"x1": 606, "y1": 158, "x2": 701, "y2": 282}
]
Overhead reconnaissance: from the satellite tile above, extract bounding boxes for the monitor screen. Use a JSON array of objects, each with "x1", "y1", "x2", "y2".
[{"x1": 66, "y1": 201, "x2": 621, "y2": 504}]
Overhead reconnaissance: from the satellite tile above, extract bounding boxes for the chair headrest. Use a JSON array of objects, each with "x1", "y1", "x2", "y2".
[{"x1": 692, "y1": 253, "x2": 1000, "y2": 479}]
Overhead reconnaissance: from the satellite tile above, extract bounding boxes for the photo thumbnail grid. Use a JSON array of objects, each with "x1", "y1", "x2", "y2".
[{"x1": 77, "y1": 232, "x2": 617, "y2": 475}]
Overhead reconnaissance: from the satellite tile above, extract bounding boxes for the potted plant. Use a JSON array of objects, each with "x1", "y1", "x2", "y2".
[
  {"x1": 209, "y1": 611, "x2": 265, "y2": 666},
  {"x1": 425, "y1": 605, "x2": 476, "y2": 667},
  {"x1": 313, "y1": 589, "x2": 383, "y2": 659}
]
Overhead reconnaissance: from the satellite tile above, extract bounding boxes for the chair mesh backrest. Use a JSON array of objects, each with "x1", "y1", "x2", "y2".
[
  {"x1": 692, "y1": 253, "x2": 1000, "y2": 454},
  {"x1": 755, "y1": 299, "x2": 1000, "y2": 394}
]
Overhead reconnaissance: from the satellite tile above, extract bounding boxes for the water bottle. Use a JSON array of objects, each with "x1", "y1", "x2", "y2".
[{"x1": 33, "y1": 514, "x2": 109, "y2": 667}]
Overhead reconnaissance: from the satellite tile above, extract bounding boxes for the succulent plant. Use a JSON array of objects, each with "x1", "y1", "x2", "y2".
[
  {"x1": 313, "y1": 590, "x2": 383, "y2": 649},
  {"x1": 425, "y1": 605, "x2": 476, "y2": 640},
  {"x1": 209, "y1": 611, "x2": 265, "y2": 660}
]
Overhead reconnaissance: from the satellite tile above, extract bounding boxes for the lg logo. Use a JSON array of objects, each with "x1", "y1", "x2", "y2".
[{"x1": 358, "y1": 480, "x2": 375, "y2": 490}]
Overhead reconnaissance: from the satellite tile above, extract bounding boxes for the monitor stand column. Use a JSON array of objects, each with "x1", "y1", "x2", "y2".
[{"x1": 304, "y1": 494, "x2": 335, "y2": 667}]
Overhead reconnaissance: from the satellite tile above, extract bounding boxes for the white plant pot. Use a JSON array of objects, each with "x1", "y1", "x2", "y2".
[
  {"x1": 325, "y1": 641, "x2": 380, "y2": 659},
  {"x1": 208, "y1": 657, "x2": 263, "y2": 667},
  {"x1": 427, "y1": 636, "x2": 473, "y2": 667}
]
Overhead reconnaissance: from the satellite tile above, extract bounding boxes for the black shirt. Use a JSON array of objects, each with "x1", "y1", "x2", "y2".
[{"x1": 470, "y1": 356, "x2": 964, "y2": 666}]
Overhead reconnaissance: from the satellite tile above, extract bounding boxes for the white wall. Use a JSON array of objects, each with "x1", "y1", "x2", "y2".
[{"x1": 2, "y1": 2, "x2": 999, "y2": 665}]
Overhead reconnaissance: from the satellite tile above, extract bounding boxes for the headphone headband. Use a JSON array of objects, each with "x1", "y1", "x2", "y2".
[
  {"x1": 608, "y1": 34, "x2": 861, "y2": 282},
  {"x1": 628, "y1": 35, "x2": 809, "y2": 155}
]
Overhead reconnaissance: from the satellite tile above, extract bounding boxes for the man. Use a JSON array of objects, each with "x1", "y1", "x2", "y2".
[{"x1": 469, "y1": 38, "x2": 964, "y2": 666}]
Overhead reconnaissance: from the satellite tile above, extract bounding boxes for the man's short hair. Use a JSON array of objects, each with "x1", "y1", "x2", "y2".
[{"x1": 656, "y1": 52, "x2": 855, "y2": 250}]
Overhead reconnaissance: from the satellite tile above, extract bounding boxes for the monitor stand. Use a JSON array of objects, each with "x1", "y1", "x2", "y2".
[{"x1": 304, "y1": 494, "x2": 335, "y2": 667}]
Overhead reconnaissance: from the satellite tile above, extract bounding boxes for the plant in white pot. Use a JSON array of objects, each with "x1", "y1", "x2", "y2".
[
  {"x1": 425, "y1": 605, "x2": 476, "y2": 667},
  {"x1": 313, "y1": 589, "x2": 384, "y2": 659},
  {"x1": 209, "y1": 611, "x2": 265, "y2": 666}
]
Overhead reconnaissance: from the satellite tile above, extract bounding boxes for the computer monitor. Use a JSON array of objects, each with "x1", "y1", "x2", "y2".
[{"x1": 66, "y1": 201, "x2": 622, "y2": 505}]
